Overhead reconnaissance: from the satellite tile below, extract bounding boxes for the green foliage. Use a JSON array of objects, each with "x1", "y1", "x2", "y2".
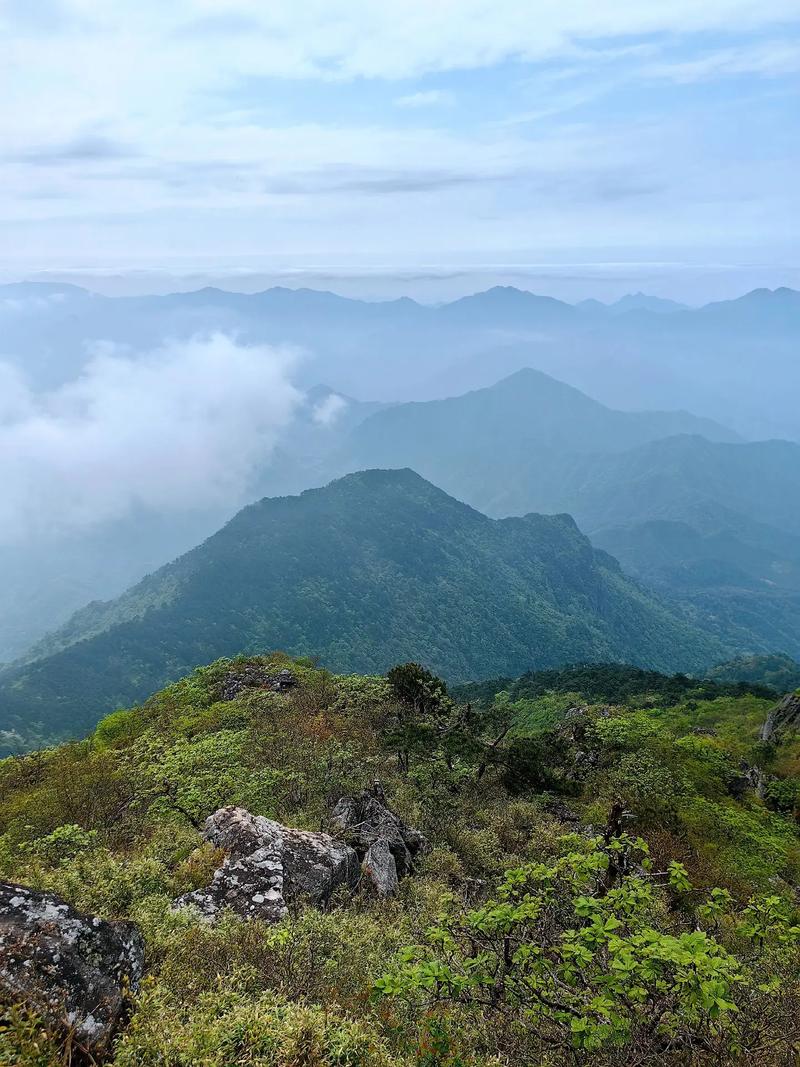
[
  {"x1": 377, "y1": 833, "x2": 800, "y2": 1062},
  {"x1": 454, "y1": 662, "x2": 774, "y2": 710},
  {"x1": 2, "y1": 656, "x2": 800, "y2": 1065}
]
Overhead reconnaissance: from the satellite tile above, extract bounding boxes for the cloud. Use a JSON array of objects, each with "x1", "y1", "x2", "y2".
[
  {"x1": 641, "y1": 40, "x2": 800, "y2": 83},
  {"x1": 0, "y1": 335, "x2": 303, "y2": 543},
  {"x1": 0, "y1": 1, "x2": 798, "y2": 266},
  {"x1": 394, "y1": 90, "x2": 455, "y2": 108},
  {"x1": 311, "y1": 392, "x2": 348, "y2": 425},
  {"x1": 18, "y1": 133, "x2": 134, "y2": 167}
]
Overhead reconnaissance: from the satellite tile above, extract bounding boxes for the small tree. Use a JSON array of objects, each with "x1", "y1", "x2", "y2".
[{"x1": 375, "y1": 830, "x2": 784, "y2": 1062}]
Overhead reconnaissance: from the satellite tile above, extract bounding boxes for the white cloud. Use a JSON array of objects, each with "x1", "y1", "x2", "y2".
[
  {"x1": 0, "y1": 1, "x2": 797, "y2": 265},
  {"x1": 641, "y1": 40, "x2": 800, "y2": 82},
  {"x1": 311, "y1": 392, "x2": 348, "y2": 425},
  {"x1": 0, "y1": 334, "x2": 303, "y2": 542},
  {"x1": 394, "y1": 90, "x2": 455, "y2": 108}
]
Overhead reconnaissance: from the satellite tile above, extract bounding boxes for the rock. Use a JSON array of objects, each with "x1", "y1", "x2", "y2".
[
  {"x1": 0, "y1": 882, "x2": 143, "y2": 1056},
  {"x1": 760, "y1": 692, "x2": 800, "y2": 743},
  {"x1": 690, "y1": 726, "x2": 718, "y2": 737},
  {"x1": 331, "y1": 783, "x2": 427, "y2": 895},
  {"x1": 362, "y1": 839, "x2": 399, "y2": 896},
  {"x1": 218, "y1": 666, "x2": 297, "y2": 702},
  {"x1": 174, "y1": 806, "x2": 359, "y2": 921},
  {"x1": 729, "y1": 760, "x2": 767, "y2": 800}
]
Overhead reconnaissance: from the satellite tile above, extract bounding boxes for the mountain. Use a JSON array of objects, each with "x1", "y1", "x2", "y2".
[
  {"x1": 0, "y1": 469, "x2": 728, "y2": 751},
  {"x1": 707, "y1": 653, "x2": 800, "y2": 693},
  {"x1": 341, "y1": 369, "x2": 739, "y2": 486},
  {"x1": 578, "y1": 293, "x2": 687, "y2": 315},
  {"x1": 330, "y1": 376, "x2": 800, "y2": 656},
  {"x1": 3, "y1": 281, "x2": 798, "y2": 439},
  {"x1": 608, "y1": 293, "x2": 687, "y2": 315},
  {"x1": 0, "y1": 381, "x2": 384, "y2": 666}
]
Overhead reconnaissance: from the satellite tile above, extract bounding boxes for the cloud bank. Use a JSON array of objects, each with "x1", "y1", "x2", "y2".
[{"x1": 0, "y1": 334, "x2": 302, "y2": 543}]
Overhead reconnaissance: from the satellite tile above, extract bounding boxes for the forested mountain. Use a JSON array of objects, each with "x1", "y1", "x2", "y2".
[
  {"x1": 0, "y1": 469, "x2": 729, "y2": 751},
  {"x1": 0, "y1": 384, "x2": 380, "y2": 665},
  {"x1": 333, "y1": 375, "x2": 800, "y2": 657},
  {"x1": 2, "y1": 281, "x2": 797, "y2": 662},
  {"x1": 708, "y1": 652, "x2": 800, "y2": 692}
]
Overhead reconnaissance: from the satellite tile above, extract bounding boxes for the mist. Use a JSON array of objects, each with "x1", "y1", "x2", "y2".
[{"x1": 0, "y1": 333, "x2": 302, "y2": 545}]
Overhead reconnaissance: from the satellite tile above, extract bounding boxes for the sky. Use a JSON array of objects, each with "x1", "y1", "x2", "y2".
[{"x1": 1, "y1": 0, "x2": 800, "y2": 301}]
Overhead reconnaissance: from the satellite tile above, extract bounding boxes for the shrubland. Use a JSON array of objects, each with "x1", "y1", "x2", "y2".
[{"x1": 1, "y1": 655, "x2": 799, "y2": 1065}]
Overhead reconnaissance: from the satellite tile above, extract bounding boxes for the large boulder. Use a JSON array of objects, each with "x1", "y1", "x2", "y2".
[
  {"x1": 218, "y1": 666, "x2": 297, "y2": 702},
  {"x1": 175, "y1": 806, "x2": 360, "y2": 921},
  {"x1": 0, "y1": 882, "x2": 143, "y2": 1056},
  {"x1": 331, "y1": 783, "x2": 427, "y2": 895},
  {"x1": 760, "y1": 692, "x2": 800, "y2": 743}
]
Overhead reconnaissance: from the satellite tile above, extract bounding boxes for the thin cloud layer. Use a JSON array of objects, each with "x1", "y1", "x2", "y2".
[
  {"x1": 0, "y1": 335, "x2": 303, "y2": 543},
  {"x1": 0, "y1": 0, "x2": 797, "y2": 273}
]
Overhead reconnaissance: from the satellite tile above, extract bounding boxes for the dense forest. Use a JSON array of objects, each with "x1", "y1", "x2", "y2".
[{"x1": 2, "y1": 653, "x2": 799, "y2": 1064}]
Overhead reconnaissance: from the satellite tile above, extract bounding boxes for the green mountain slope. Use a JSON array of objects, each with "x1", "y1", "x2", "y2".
[
  {"x1": 334, "y1": 378, "x2": 800, "y2": 656},
  {"x1": 0, "y1": 469, "x2": 727, "y2": 751}
]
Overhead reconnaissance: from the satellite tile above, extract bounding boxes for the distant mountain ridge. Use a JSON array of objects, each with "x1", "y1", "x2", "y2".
[
  {"x1": 0, "y1": 469, "x2": 729, "y2": 750},
  {"x1": 1, "y1": 280, "x2": 797, "y2": 442}
]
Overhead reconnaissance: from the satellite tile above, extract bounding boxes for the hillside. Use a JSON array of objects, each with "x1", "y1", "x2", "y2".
[
  {"x1": 0, "y1": 469, "x2": 728, "y2": 751},
  {"x1": 333, "y1": 381, "x2": 800, "y2": 656},
  {"x1": 2, "y1": 655, "x2": 799, "y2": 1065}
]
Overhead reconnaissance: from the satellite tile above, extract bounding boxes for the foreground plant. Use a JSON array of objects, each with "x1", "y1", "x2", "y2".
[{"x1": 376, "y1": 828, "x2": 800, "y2": 1062}]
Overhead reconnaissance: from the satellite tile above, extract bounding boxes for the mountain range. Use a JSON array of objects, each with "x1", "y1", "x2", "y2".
[
  {"x1": 0, "y1": 468, "x2": 730, "y2": 752},
  {"x1": 330, "y1": 371, "x2": 800, "y2": 657},
  {"x1": 2, "y1": 281, "x2": 798, "y2": 440}
]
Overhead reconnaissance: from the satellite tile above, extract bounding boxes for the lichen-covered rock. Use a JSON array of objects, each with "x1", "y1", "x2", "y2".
[
  {"x1": 174, "y1": 806, "x2": 359, "y2": 921},
  {"x1": 218, "y1": 666, "x2": 297, "y2": 701},
  {"x1": 331, "y1": 784, "x2": 427, "y2": 895},
  {"x1": 362, "y1": 839, "x2": 399, "y2": 896},
  {"x1": 760, "y1": 692, "x2": 800, "y2": 743},
  {"x1": 0, "y1": 882, "x2": 143, "y2": 1055}
]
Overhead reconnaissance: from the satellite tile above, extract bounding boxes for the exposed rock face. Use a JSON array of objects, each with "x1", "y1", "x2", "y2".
[
  {"x1": 760, "y1": 692, "x2": 800, "y2": 743},
  {"x1": 175, "y1": 806, "x2": 360, "y2": 921},
  {"x1": 218, "y1": 666, "x2": 297, "y2": 702},
  {"x1": 331, "y1": 784, "x2": 427, "y2": 895},
  {"x1": 0, "y1": 882, "x2": 143, "y2": 1055},
  {"x1": 728, "y1": 760, "x2": 767, "y2": 800}
]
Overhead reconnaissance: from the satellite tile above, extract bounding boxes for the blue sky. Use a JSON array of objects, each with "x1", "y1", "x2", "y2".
[{"x1": 1, "y1": 0, "x2": 799, "y2": 300}]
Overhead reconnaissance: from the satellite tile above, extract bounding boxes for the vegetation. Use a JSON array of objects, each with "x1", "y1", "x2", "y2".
[
  {"x1": 2, "y1": 655, "x2": 799, "y2": 1065},
  {"x1": 339, "y1": 373, "x2": 800, "y2": 661},
  {"x1": 0, "y1": 470, "x2": 727, "y2": 753},
  {"x1": 708, "y1": 653, "x2": 800, "y2": 693}
]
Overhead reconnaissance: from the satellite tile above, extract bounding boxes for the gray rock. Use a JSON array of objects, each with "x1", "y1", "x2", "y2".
[
  {"x1": 0, "y1": 882, "x2": 143, "y2": 1055},
  {"x1": 760, "y1": 692, "x2": 800, "y2": 743},
  {"x1": 362, "y1": 839, "x2": 399, "y2": 896},
  {"x1": 331, "y1": 784, "x2": 427, "y2": 895},
  {"x1": 174, "y1": 806, "x2": 359, "y2": 921},
  {"x1": 218, "y1": 666, "x2": 297, "y2": 702}
]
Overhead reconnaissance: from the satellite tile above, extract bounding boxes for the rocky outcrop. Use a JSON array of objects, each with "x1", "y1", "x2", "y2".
[
  {"x1": 760, "y1": 692, "x2": 800, "y2": 743},
  {"x1": 0, "y1": 882, "x2": 143, "y2": 1056},
  {"x1": 218, "y1": 666, "x2": 297, "y2": 702},
  {"x1": 331, "y1": 783, "x2": 427, "y2": 895},
  {"x1": 728, "y1": 760, "x2": 767, "y2": 800},
  {"x1": 174, "y1": 806, "x2": 360, "y2": 921}
]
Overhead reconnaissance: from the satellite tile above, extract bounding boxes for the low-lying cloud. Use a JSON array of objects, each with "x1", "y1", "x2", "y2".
[{"x1": 0, "y1": 334, "x2": 303, "y2": 543}]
